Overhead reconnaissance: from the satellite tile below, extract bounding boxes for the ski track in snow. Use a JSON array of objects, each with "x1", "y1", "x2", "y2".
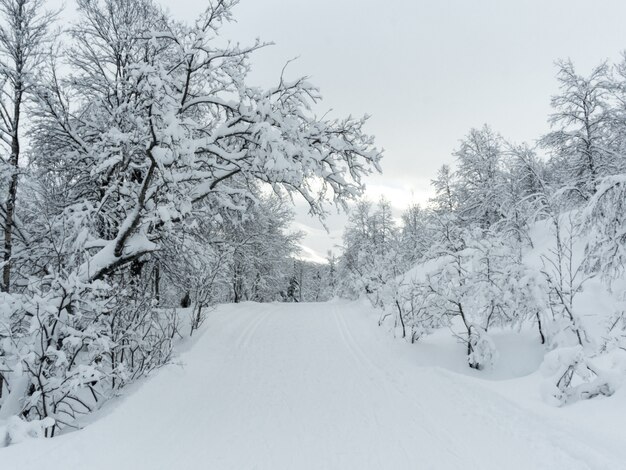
[{"x1": 2, "y1": 300, "x2": 625, "y2": 470}]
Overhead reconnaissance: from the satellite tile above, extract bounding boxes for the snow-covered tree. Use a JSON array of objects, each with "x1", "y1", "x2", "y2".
[
  {"x1": 584, "y1": 175, "x2": 626, "y2": 281},
  {"x1": 340, "y1": 198, "x2": 400, "y2": 304},
  {"x1": 498, "y1": 143, "x2": 545, "y2": 245},
  {"x1": 399, "y1": 203, "x2": 428, "y2": 267},
  {"x1": 430, "y1": 164, "x2": 457, "y2": 216},
  {"x1": 30, "y1": 0, "x2": 381, "y2": 286},
  {"x1": 541, "y1": 60, "x2": 613, "y2": 200},
  {"x1": 0, "y1": 0, "x2": 56, "y2": 292},
  {"x1": 453, "y1": 125, "x2": 505, "y2": 228}
]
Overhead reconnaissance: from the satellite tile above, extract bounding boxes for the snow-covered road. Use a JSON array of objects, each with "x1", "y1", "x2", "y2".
[{"x1": 2, "y1": 301, "x2": 625, "y2": 469}]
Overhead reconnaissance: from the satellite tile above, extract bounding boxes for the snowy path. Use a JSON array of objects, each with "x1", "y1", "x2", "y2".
[{"x1": 2, "y1": 301, "x2": 625, "y2": 470}]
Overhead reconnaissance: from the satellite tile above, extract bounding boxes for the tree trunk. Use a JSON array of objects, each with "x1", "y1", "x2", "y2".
[
  {"x1": 2, "y1": 85, "x2": 22, "y2": 292},
  {"x1": 154, "y1": 263, "x2": 160, "y2": 304},
  {"x1": 536, "y1": 311, "x2": 546, "y2": 345},
  {"x1": 395, "y1": 299, "x2": 406, "y2": 339}
]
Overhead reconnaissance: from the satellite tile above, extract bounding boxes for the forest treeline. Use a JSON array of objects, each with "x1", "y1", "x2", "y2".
[{"x1": 337, "y1": 58, "x2": 626, "y2": 406}]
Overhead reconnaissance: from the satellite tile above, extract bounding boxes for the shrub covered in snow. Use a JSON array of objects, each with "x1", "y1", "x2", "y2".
[
  {"x1": 540, "y1": 346, "x2": 625, "y2": 406},
  {"x1": 2, "y1": 416, "x2": 55, "y2": 447}
]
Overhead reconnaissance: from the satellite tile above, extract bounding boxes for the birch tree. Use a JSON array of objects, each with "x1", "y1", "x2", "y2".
[
  {"x1": 541, "y1": 60, "x2": 612, "y2": 200},
  {"x1": 0, "y1": 0, "x2": 55, "y2": 292}
]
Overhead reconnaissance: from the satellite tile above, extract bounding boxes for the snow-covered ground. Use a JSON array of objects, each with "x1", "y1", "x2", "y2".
[{"x1": 2, "y1": 300, "x2": 625, "y2": 470}]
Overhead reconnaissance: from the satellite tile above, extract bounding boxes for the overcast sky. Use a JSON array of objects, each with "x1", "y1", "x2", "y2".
[{"x1": 55, "y1": 0, "x2": 626, "y2": 260}]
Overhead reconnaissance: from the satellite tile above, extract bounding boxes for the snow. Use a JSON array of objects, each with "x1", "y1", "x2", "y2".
[
  {"x1": 295, "y1": 242, "x2": 328, "y2": 264},
  {"x1": 2, "y1": 300, "x2": 625, "y2": 469}
]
